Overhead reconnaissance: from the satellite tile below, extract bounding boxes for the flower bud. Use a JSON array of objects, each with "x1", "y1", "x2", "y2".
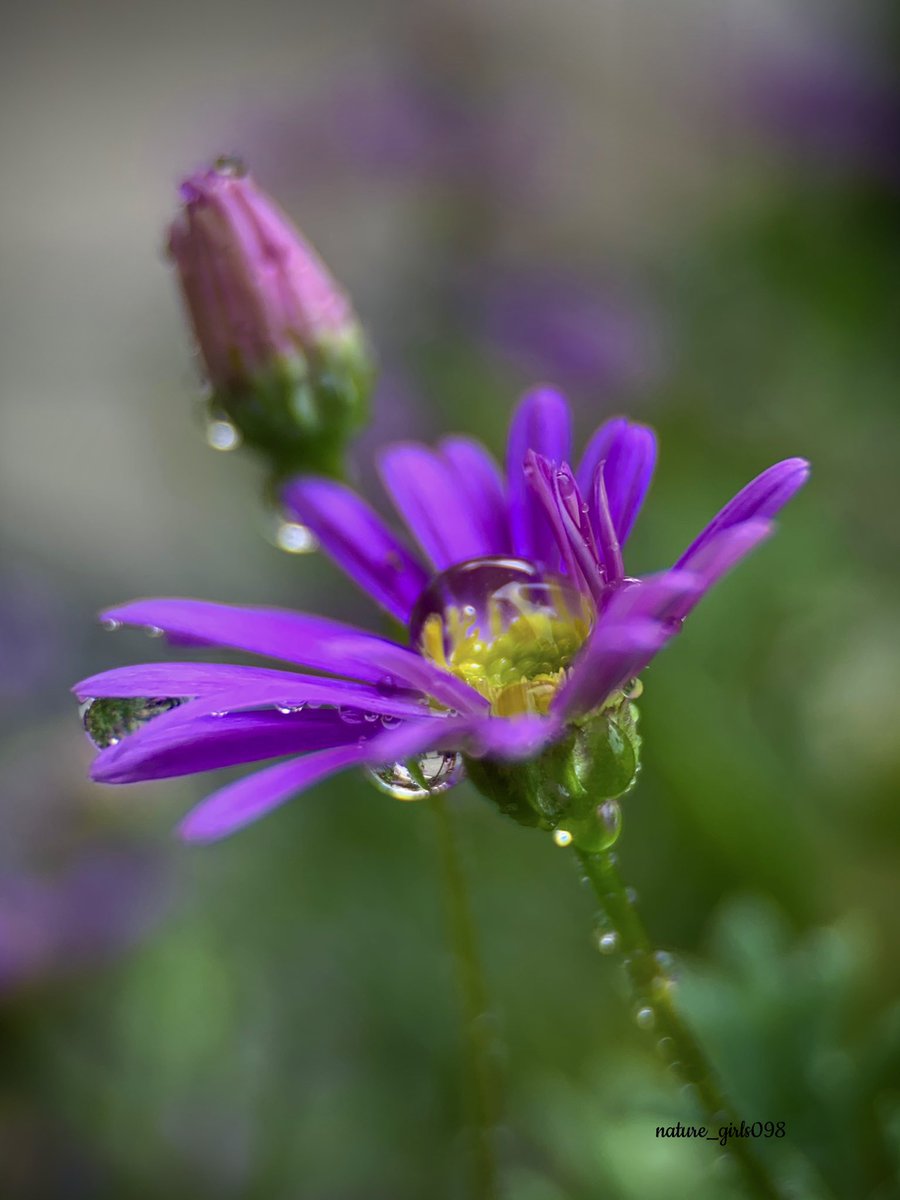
[
  {"x1": 168, "y1": 158, "x2": 374, "y2": 480},
  {"x1": 464, "y1": 694, "x2": 641, "y2": 847}
]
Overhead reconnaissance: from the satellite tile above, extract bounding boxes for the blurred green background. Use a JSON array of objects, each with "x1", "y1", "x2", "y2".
[{"x1": 2, "y1": 1, "x2": 899, "y2": 1197}]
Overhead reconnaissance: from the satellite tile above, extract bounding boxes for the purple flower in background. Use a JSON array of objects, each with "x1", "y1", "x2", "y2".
[
  {"x1": 476, "y1": 271, "x2": 662, "y2": 398},
  {"x1": 76, "y1": 390, "x2": 807, "y2": 843},
  {"x1": 745, "y1": 35, "x2": 900, "y2": 187}
]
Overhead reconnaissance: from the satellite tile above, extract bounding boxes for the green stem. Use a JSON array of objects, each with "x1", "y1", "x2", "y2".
[
  {"x1": 577, "y1": 848, "x2": 785, "y2": 1200},
  {"x1": 432, "y1": 794, "x2": 501, "y2": 1200}
]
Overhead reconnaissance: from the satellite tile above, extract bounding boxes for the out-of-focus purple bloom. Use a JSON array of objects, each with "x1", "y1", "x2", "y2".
[
  {"x1": 746, "y1": 39, "x2": 900, "y2": 186},
  {"x1": 0, "y1": 563, "x2": 66, "y2": 710},
  {"x1": 476, "y1": 271, "x2": 662, "y2": 397},
  {"x1": 0, "y1": 739, "x2": 172, "y2": 997},
  {"x1": 240, "y1": 69, "x2": 543, "y2": 202},
  {"x1": 0, "y1": 849, "x2": 167, "y2": 997},
  {"x1": 76, "y1": 390, "x2": 808, "y2": 843}
]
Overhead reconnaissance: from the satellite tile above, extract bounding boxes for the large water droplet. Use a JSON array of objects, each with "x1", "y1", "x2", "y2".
[
  {"x1": 366, "y1": 752, "x2": 464, "y2": 801},
  {"x1": 409, "y1": 557, "x2": 591, "y2": 663},
  {"x1": 80, "y1": 696, "x2": 187, "y2": 750}
]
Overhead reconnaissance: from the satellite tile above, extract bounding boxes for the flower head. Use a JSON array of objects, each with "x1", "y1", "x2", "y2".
[
  {"x1": 168, "y1": 158, "x2": 374, "y2": 478},
  {"x1": 75, "y1": 389, "x2": 808, "y2": 844}
]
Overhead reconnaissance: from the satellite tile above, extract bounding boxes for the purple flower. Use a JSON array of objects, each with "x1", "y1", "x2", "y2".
[{"x1": 75, "y1": 389, "x2": 808, "y2": 843}]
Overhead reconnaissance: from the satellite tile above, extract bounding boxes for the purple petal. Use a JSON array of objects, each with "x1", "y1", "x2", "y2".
[
  {"x1": 675, "y1": 458, "x2": 809, "y2": 569},
  {"x1": 438, "y1": 436, "x2": 510, "y2": 556},
  {"x1": 576, "y1": 417, "x2": 628, "y2": 491},
  {"x1": 378, "y1": 442, "x2": 494, "y2": 569},
  {"x1": 363, "y1": 710, "x2": 562, "y2": 763},
  {"x1": 552, "y1": 619, "x2": 670, "y2": 720},
  {"x1": 91, "y1": 707, "x2": 363, "y2": 783},
  {"x1": 600, "y1": 570, "x2": 703, "y2": 624},
  {"x1": 525, "y1": 453, "x2": 605, "y2": 601},
  {"x1": 98, "y1": 599, "x2": 437, "y2": 691},
  {"x1": 324, "y1": 638, "x2": 488, "y2": 715},
  {"x1": 506, "y1": 387, "x2": 572, "y2": 565},
  {"x1": 282, "y1": 477, "x2": 428, "y2": 621},
  {"x1": 673, "y1": 520, "x2": 774, "y2": 617},
  {"x1": 178, "y1": 743, "x2": 373, "y2": 843},
  {"x1": 580, "y1": 420, "x2": 657, "y2": 546},
  {"x1": 75, "y1": 663, "x2": 429, "y2": 717}
]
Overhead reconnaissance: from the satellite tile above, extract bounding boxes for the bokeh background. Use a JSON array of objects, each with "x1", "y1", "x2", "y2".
[{"x1": 2, "y1": 1, "x2": 899, "y2": 1197}]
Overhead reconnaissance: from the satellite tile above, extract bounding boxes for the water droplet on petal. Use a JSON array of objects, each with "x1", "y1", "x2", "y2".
[
  {"x1": 206, "y1": 417, "x2": 241, "y2": 451},
  {"x1": 144, "y1": 625, "x2": 165, "y2": 639},
  {"x1": 553, "y1": 829, "x2": 573, "y2": 848},
  {"x1": 380, "y1": 713, "x2": 401, "y2": 729},
  {"x1": 366, "y1": 752, "x2": 464, "y2": 801},
  {"x1": 276, "y1": 521, "x2": 318, "y2": 554},
  {"x1": 596, "y1": 930, "x2": 619, "y2": 954},
  {"x1": 101, "y1": 618, "x2": 122, "y2": 632},
  {"x1": 339, "y1": 708, "x2": 364, "y2": 725},
  {"x1": 80, "y1": 696, "x2": 187, "y2": 750}
]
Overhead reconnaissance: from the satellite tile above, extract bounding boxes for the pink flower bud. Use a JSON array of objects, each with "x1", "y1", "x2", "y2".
[{"x1": 167, "y1": 158, "x2": 373, "y2": 479}]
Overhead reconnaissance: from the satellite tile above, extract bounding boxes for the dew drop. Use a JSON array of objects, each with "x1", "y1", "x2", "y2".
[
  {"x1": 380, "y1": 713, "x2": 401, "y2": 729},
  {"x1": 338, "y1": 708, "x2": 364, "y2": 725},
  {"x1": 276, "y1": 521, "x2": 318, "y2": 554},
  {"x1": 634, "y1": 1005, "x2": 656, "y2": 1030},
  {"x1": 206, "y1": 417, "x2": 241, "y2": 452},
  {"x1": 101, "y1": 618, "x2": 122, "y2": 632},
  {"x1": 144, "y1": 625, "x2": 165, "y2": 639},
  {"x1": 213, "y1": 154, "x2": 248, "y2": 178},
  {"x1": 625, "y1": 885, "x2": 639, "y2": 904},
  {"x1": 365, "y1": 752, "x2": 464, "y2": 801},
  {"x1": 596, "y1": 930, "x2": 619, "y2": 954},
  {"x1": 552, "y1": 829, "x2": 573, "y2": 848},
  {"x1": 80, "y1": 696, "x2": 187, "y2": 750}
]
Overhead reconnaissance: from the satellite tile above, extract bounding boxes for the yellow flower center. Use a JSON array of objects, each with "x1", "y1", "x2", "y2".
[{"x1": 411, "y1": 559, "x2": 594, "y2": 716}]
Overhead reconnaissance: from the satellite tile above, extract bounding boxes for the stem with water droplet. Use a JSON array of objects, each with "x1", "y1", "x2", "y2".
[
  {"x1": 576, "y1": 848, "x2": 785, "y2": 1200},
  {"x1": 432, "y1": 794, "x2": 501, "y2": 1200}
]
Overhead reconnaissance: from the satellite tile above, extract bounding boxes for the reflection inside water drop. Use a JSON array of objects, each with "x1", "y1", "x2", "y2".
[
  {"x1": 206, "y1": 418, "x2": 241, "y2": 452},
  {"x1": 80, "y1": 696, "x2": 188, "y2": 750},
  {"x1": 276, "y1": 521, "x2": 318, "y2": 554},
  {"x1": 366, "y1": 752, "x2": 464, "y2": 801}
]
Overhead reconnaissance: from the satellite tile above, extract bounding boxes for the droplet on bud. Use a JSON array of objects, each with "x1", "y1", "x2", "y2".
[
  {"x1": 212, "y1": 154, "x2": 248, "y2": 178},
  {"x1": 634, "y1": 1005, "x2": 656, "y2": 1030},
  {"x1": 552, "y1": 829, "x2": 573, "y2": 848},
  {"x1": 596, "y1": 930, "x2": 620, "y2": 954},
  {"x1": 366, "y1": 752, "x2": 464, "y2": 801}
]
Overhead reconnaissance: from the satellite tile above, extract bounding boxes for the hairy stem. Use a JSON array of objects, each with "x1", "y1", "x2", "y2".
[
  {"x1": 577, "y1": 848, "x2": 786, "y2": 1200},
  {"x1": 432, "y1": 794, "x2": 501, "y2": 1200}
]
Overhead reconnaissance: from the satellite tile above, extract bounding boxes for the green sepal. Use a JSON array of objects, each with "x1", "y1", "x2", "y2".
[
  {"x1": 214, "y1": 325, "x2": 375, "y2": 485},
  {"x1": 464, "y1": 698, "x2": 641, "y2": 847}
]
